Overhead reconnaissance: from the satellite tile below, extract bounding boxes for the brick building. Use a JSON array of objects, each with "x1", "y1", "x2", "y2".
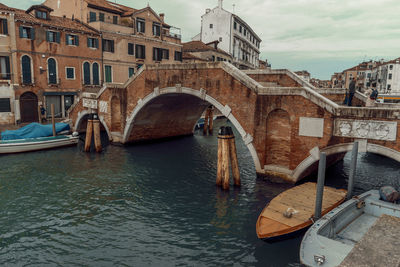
[
  {"x1": 182, "y1": 41, "x2": 232, "y2": 63},
  {"x1": 44, "y1": 0, "x2": 183, "y2": 84}
]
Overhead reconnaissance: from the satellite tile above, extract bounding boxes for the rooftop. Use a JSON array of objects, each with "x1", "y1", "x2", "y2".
[{"x1": 182, "y1": 41, "x2": 231, "y2": 57}]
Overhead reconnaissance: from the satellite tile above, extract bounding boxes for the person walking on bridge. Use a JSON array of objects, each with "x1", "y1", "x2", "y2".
[{"x1": 347, "y1": 78, "x2": 356, "y2": 106}]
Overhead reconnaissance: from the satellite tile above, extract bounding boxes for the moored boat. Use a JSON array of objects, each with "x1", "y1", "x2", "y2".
[
  {"x1": 256, "y1": 182, "x2": 347, "y2": 241},
  {"x1": 300, "y1": 190, "x2": 400, "y2": 267}
]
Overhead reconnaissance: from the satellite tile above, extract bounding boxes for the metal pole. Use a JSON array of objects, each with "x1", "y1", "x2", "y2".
[
  {"x1": 346, "y1": 141, "x2": 359, "y2": 199},
  {"x1": 314, "y1": 152, "x2": 327, "y2": 220}
]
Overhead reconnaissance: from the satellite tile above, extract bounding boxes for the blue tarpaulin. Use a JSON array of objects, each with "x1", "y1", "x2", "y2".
[{"x1": 1, "y1": 123, "x2": 70, "y2": 141}]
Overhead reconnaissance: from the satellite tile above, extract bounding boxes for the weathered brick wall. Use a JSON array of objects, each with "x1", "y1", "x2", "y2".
[{"x1": 247, "y1": 73, "x2": 301, "y2": 87}]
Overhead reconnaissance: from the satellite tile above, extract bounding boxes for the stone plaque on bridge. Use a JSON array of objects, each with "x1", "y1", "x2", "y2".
[
  {"x1": 334, "y1": 119, "x2": 397, "y2": 141},
  {"x1": 299, "y1": 117, "x2": 324, "y2": 138},
  {"x1": 83, "y1": 98, "x2": 98, "y2": 109},
  {"x1": 99, "y1": 101, "x2": 108, "y2": 113}
]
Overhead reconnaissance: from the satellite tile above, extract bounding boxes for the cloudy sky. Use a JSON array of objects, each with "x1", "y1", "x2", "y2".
[{"x1": 4, "y1": 0, "x2": 400, "y2": 79}]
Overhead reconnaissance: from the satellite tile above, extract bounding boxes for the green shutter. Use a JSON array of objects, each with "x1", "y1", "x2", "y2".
[
  {"x1": 111, "y1": 40, "x2": 114, "y2": 53},
  {"x1": 56, "y1": 32, "x2": 60, "y2": 43},
  {"x1": 5, "y1": 56, "x2": 10, "y2": 79},
  {"x1": 3, "y1": 19, "x2": 8, "y2": 35},
  {"x1": 66, "y1": 34, "x2": 69, "y2": 45},
  {"x1": 95, "y1": 38, "x2": 99, "y2": 48},
  {"x1": 46, "y1": 31, "x2": 50, "y2": 42},
  {"x1": 76, "y1": 35, "x2": 79, "y2": 46},
  {"x1": 31, "y1": 28, "x2": 35, "y2": 40},
  {"x1": 87, "y1": 37, "x2": 90, "y2": 47},
  {"x1": 19, "y1": 26, "x2": 23, "y2": 38}
]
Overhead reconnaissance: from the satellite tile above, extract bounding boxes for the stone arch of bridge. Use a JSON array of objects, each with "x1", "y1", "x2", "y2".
[
  {"x1": 74, "y1": 109, "x2": 112, "y2": 141},
  {"x1": 292, "y1": 142, "x2": 400, "y2": 182},
  {"x1": 122, "y1": 86, "x2": 262, "y2": 172}
]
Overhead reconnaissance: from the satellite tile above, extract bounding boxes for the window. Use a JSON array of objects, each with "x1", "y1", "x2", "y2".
[
  {"x1": 390, "y1": 65, "x2": 393, "y2": 70},
  {"x1": 66, "y1": 67, "x2": 75, "y2": 80},
  {"x1": 153, "y1": 47, "x2": 162, "y2": 61},
  {"x1": 388, "y1": 84, "x2": 391, "y2": 90},
  {"x1": 36, "y1": 11, "x2": 47, "y2": 19},
  {"x1": 99, "y1": 12, "x2": 105, "y2": 22},
  {"x1": 46, "y1": 31, "x2": 60, "y2": 43},
  {"x1": 244, "y1": 29, "x2": 246, "y2": 36},
  {"x1": 66, "y1": 34, "x2": 79, "y2": 46},
  {"x1": 92, "y1": 63, "x2": 100, "y2": 85},
  {"x1": 0, "y1": 98, "x2": 11, "y2": 112},
  {"x1": 102, "y1": 39, "x2": 114, "y2": 53},
  {"x1": 21, "y1": 55, "x2": 32, "y2": 84},
  {"x1": 162, "y1": 49, "x2": 169, "y2": 60},
  {"x1": 389, "y1": 73, "x2": 392, "y2": 80},
  {"x1": 0, "y1": 56, "x2": 10, "y2": 79},
  {"x1": 0, "y1": 19, "x2": 8, "y2": 35},
  {"x1": 211, "y1": 55, "x2": 215, "y2": 61},
  {"x1": 105, "y1": 65, "x2": 112, "y2": 83},
  {"x1": 209, "y1": 24, "x2": 213, "y2": 29},
  {"x1": 233, "y1": 21, "x2": 237, "y2": 30},
  {"x1": 136, "y1": 44, "x2": 145, "y2": 59},
  {"x1": 174, "y1": 51, "x2": 182, "y2": 61},
  {"x1": 87, "y1": 37, "x2": 99, "y2": 48},
  {"x1": 19, "y1": 26, "x2": 35, "y2": 39},
  {"x1": 239, "y1": 25, "x2": 242, "y2": 33},
  {"x1": 83, "y1": 62, "x2": 90, "y2": 85},
  {"x1": 153, "y1": 23, "x2": 161, "y2": 36},
  {"x1": 128, "y1": 43, "x2": 134, "y2": 55},
  {"x1": 137, "y1": 18, "x2": 145, "y2": 33},
  {"x1": 129, "y1": 67, "x2": 135, "y2": 78},
  {"x1": 90, "y1": 12, "x2": 96, "y2": 22},
  {"x1": 113, "y1": 16, "x2": 118, "y2": 24},
  {"x1": 48, "y1": 58, "x2": 57, "y2": 84}
]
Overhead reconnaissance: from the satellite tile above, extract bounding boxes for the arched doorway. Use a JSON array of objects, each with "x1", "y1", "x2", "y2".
[
  {"x1": 20, "y1": 92, "x2": 38, "y2": 122},
  {"x1": 111, "y1": 96, "x2": 121, "y2": 132},
  {"x1": 265, "y1": 109, "x2": 291, "y2": 168}
]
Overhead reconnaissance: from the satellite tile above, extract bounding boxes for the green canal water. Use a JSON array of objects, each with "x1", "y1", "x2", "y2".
[{"x1": 1, "y1": 120, "x2": 399, "y2": 266}]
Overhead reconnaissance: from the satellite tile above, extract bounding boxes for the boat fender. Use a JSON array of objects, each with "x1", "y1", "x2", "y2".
[
  {"x1": 283, "y1": 208, "x2": 298, "y2": 218},
  {"x1": 356, "y1": 200, "x2": 365, "y2": 209}
]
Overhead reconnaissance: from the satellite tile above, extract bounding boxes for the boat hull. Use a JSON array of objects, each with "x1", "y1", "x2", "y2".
[{"x1": 0, "y1": 136, "x2": 79, "y2": 154}]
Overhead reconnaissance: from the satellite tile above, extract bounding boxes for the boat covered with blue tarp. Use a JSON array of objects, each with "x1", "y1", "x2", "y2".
[{"x1": 1, "y1": 122, "x2": 71, "y2": 141}]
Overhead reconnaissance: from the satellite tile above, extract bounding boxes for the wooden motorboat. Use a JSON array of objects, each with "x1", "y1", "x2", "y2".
[
  {"x1": 300, "y1": 190, "x2": 400, "y2": 267},
  {"x1": 0, "y1": 134, "x2": 79, "y2": 154},
  {"x1": 256, "y1": 182, "x2": 347, "y2": 241}
]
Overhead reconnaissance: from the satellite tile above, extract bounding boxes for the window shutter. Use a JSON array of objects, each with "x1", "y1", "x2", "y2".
[
  {"x1": 66, "y1": 34, "x2": 69, "y2": 45},
  {"x1": 46, "y1": 31, "x2": 50, "y2": 42},
  {"x1": 56, "y1": 32, "x2": 60, "y2": 43},
  {"x1": 3, "y1": 19, "x2": 8, "y2": 35},
  {"x1": 5, "y1": 56, "x2": 10, "y2": 79},
  {"x1": 111, "y1": 40, "x2": 114, "y2": 53},
  {"x1": 87, "y1": 37, "x2": 90, "y2": 47},
  {"x1": 31, "y1": 28, "x2": 35, "y2": 40},
  {"x1": 153, "y1": 47, "x2": 156, "y2": 60},
  {"x1": 76, "y1": 35, "x2": 79, "y2": 46},
  {"x1": 19, "y1": 26, "x2": 23, "y2": 38},
  {"x1": 102, "y1": 39, "x2": 105, "y2": 51}
]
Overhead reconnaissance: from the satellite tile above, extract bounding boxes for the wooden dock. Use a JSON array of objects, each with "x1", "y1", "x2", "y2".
[
  {"x1": 256, "y1": 182, "x2": 347, "y2": 240},
  {"x1": 340, "y1": 214, "x2": 400, "y2": 267}
]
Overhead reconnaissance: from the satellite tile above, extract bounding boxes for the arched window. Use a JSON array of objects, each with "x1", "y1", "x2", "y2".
[
  {"x1": 83, "y1": 62, "x2": 90, "y2": 85},
  {"x1": 92, "y1": 62, "x2": 99, "y2": 85},
  {"x1": 21, "y1": 55, "x2": 32, "y2": 84},
  {"x1": 48, "y1": 58, "x2": 57, "y2": 84}
]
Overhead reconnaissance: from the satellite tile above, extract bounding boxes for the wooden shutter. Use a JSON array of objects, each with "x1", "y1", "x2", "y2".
[
  {"x1": 102, "y1": 39, "x2": 105, "y2": 51},
  {"x1": 87, "y1": 37, "x2": 90, "y2": 47},
  {"x1": 66, "y1": 34, "x2": 70, "y2": 45},
  {"x1": 19, "y1": 26, "x2": 23, "y2": 38},
  {"x1": 31, "y1": 28, "x2": 35, "y2": 40},
  {"x1": 3, "y1": 19, "x2": 7, "y2": 35},
  {"x1": 75, "y1": 35, "x2": 79, "y2": 46},
  {"x1": 46, "y1": 31, "x2": 50, "y2": 42},
  {"x1": 95, "y1": 38, "x2": 99, "y2": 48},
  {"x1": 111, "y1": 40, "x2": 114, "y2": 53},
  {"x1": 56, "y1": 32, "x2": 60, "y2": 43},
  {"x1": 83, "y1": 62, "x2": 91, "y2": 85},
  {"x1": 5, "y1": 56, "x2": 10, "y2": 79},
  {"x1": 92, "y1": 63, "x2": 99, "y2": 85}
]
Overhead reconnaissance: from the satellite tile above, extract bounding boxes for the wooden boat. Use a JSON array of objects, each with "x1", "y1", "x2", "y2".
[
  {"x1": 300, "y1": 190, "x2": 400, "y2": 267},
  {"x1": 256, "y1": 182, "x2": 347, "y2": 241},
  {"x1": 0, "y1": 134, "x2": 79, "y2": 154}
]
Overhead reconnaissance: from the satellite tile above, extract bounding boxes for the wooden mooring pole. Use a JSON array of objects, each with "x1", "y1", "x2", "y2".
[
  {"x1": 208, "y1": 106, "x2": 214, "y2": 135},
  {"x1": 84, "y1": 114, "x2": 93, "y2": 152},
  {"x1": 51, "y1": 104, "x2": 56, "y2": 136},
  {"x1": 346, "y1": 141, "x2": 359, "y2": 200},
  {"x1": 203, "y1": 108, "x2": 209, "y2": 135},
  {"x1": 314, "y1": 152, "x2": 327, "y2": 220},
  {"x1": 93, "y1": 114, "x2": 102, "y2": 153},
  {"x1": 216, "y1": 126, "x2": 241, "y2": 190}
]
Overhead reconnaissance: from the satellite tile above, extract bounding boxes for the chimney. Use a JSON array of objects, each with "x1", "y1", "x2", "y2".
[
  {"x1": 206, "y1": 8, "x2": 211, "y2": 13},
  {"x1": 159, "y1": 13, "x2": 164, "y2": 22},
  {"x1": 218, "y1": 0, "x2": 223, "y2": 8}
]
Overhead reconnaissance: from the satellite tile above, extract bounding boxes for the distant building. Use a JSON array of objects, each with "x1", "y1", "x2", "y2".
[
  {"x1": 194, "y1": 0, "x2": 261, "y2": 69},
  {"x1": 295, "y1": 71, "x2": 311, "y2": 83},
  {"x1": 370, "y1": 58, "x2": 400, "y2": 94},
  {"x1": 43, "y1": 0, "x2": 183, "y2": 84},
  {"x1": 182, "y1": 41, "x2": 233, "y2": 63}
]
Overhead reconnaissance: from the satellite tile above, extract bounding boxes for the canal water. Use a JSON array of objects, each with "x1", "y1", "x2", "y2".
[{"x1": 0, "y1": 119, "x2": 399, "y2": 266}]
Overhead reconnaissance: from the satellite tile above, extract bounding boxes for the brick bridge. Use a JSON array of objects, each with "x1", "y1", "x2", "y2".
[{"x1": 69, "y1": 62, "x2": 400, "y2": 183}]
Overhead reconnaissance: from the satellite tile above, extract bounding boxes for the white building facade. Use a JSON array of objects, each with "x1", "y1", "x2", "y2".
[
  {"x1": 197, "y1": 0, "x2": 261, "y2": 69},
  {"x1": 370, "y1": 59, "x2": 400, "y2": 94}
]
